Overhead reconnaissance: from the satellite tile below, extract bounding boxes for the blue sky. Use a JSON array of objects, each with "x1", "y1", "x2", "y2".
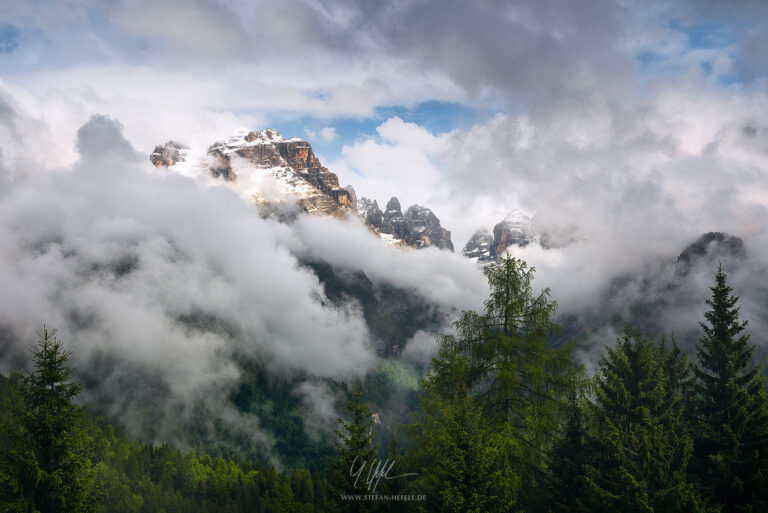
[{"x1": 270, "y1": 101, "x2": 480, "y2": 160}]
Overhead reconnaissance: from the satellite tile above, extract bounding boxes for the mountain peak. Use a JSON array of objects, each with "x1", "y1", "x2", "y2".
[
  {"x1": 504, "y1": 209, "x2": 531, "y2": 222},
  {"x1": 385, "y1": 197, "x2": 402, "y2": 214},
  {"x1": 152, "y1": 128, "x2": 351, "y2": 215},
  {"x1": 150, "y1": 141, "x2": 188, "y2": 167},
  {"x1": 242, "y1": 128, "x2": 303, "y2": 145},
  {"x1": 676, "y1": 232, "x2": 746, "y2": 277},
  {"x1": 148, "y1": 130, "x2": 454, "y2": 251}
]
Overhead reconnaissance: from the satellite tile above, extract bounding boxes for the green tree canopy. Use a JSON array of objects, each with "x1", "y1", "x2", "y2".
[
  {"x1": 690, "y1": 265, "x2": 768, "y2": 512},
  {"x1": 0, "y1": 327, "x2": 97, "y2": 513},
  {"x1": 328, "y1": 380, "x2": 379, "y2": 512},
  {"x1": 415, "y1": 256, "x2": 580, "y2": 511},
  {"x1": 586, "y1": 331, "x2": 709, "y2": 513}
]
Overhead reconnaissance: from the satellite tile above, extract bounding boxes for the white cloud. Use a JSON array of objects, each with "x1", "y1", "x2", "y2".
[
  {"x1": 319, "y1": 126, "x2": 337, "y2": 141},
  {"x1": 0, "y1": 114, "x2": 379, "y2": 451}
]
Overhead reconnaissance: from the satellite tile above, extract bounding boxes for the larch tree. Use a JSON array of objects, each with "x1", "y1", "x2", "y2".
[{"x1": 415, "y1": 256, "x2": 579, "y2": 512}]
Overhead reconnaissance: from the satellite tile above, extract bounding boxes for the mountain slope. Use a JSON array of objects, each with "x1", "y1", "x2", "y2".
[{"x1": 151, "y1": 129, "x2": 454, "y2": 250}]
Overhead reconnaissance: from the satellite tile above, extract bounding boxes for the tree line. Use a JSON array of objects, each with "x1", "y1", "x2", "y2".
[
  {"x1": 2, "y1": 256, "x2": 767, "y2": 512},
  {"x1": 0, "y1": 328, "x2": 328, "y2": 513},
  {"x1": 331, "y1": 258, "x2": 768, "y2": 513}
]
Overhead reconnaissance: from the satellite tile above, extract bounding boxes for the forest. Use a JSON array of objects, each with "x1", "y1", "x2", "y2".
[{"x1": 1, "y1": 256, "x2": 767, "y2": 513}]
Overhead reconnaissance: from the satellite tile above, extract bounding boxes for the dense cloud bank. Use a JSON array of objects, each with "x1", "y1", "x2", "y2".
[
  {"x1": 2, "y1": 0, "x2": 768, "y2": 456},
  {"x1": 0, "y1": 114, "x2": 487, "y2": 453}
]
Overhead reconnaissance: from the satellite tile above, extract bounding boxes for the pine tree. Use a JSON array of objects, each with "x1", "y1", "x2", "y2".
[
  {"x1": 586, "y1": 331, "x2": 709, "y2": 513},
  {"x1": 690, "y1": 265, "x2": 768, "y2": 512},
  {"x1": 0, "y1": 327, "x2": 97, "y2": 513},
  {"x1": 328, "y1": 380, "x2": 379, "y2": 512}
]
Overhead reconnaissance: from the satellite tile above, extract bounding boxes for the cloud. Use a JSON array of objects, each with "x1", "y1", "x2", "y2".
[
  {"x1": 402, "y1": 330, "x2": 440, "y2": 366},
  {"x1": 319, "y1": 126, "x2": 337, "y2": 141},
  {"x1": 0, "y1": 112, "x2": 493, "y2": 456},
  {"x1": 0, "y1": 115, "x2": 380, "y2": 451},
  {"x1": 294, "y1": 381, "x2": 342, "y2": 442},
  {"x1": 1, "y1": 0, "x2": 768, "y2": 444},
  {"x1": 329, "y1": 117, "x2": 451, "y2": 224},
  {"x1": 285, "y1": 214, "x2": 487, "y2": 313}
]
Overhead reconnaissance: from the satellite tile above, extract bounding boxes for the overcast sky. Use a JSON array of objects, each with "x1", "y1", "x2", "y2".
[
  {"x1": 1, "y1": 0, "x2": 766, "y2": 249},
  {"x1": 2, "y1": 0, "x2": 768, "y2": 453}
]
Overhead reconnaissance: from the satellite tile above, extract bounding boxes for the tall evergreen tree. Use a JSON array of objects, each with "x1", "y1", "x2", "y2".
[
  {"x1": 0, "y1": 327, "x2": 97, "y2": 513},
  {"x1": 690, "y1": 265, "x2": 768, "y2": 512},
  {"x1": 417, "y1": 256, "x2": 579, "y2": 511},
  {"x1": 377, "y1": 432, "x2": 411, "y2": 512},
  {"x1": 586, "y1": 331, "x2": 709, "y2": 513},
  {"x1": 547, "y1": 388, "x2": 591, "y2": 513},
  {"x1": 328, "y1": 380, "x2": 378, "y2": 512},
  {"x1": 408, "y1": 388, "x2": 514, "y2": 513}
]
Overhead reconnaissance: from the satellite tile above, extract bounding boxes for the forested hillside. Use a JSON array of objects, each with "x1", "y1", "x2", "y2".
[{"x1": 2, "y1": 257, "x2": 767, "y2": 512}]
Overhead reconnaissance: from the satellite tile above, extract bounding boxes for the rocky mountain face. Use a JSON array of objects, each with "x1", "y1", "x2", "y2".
[
  {"x1": 150, "y1": 141, "x2": 187, "y2": 167},
  {"x1": 463, "y1": 229, "x2": 495, "y2": 263},
  {"x1": 354, "y1": 194, "x2": 453, "y2": 250},
  {"x1": 149, "y1": 129, "x2": 453, "y2": 250},
  {"x1": 150, "y1": 129, "x2": 353, "y2": 217},
  {"x1": 492, "y1": 210, "x2": 535, "y2": 254},
  {"x1": 205, "y1": 129, "x2": 353, "y2": 215},
  {"x1": 463, "y1": 209, "x2": 580, "y2": 263},
  {"x1": 463, "y1": 210, "x2": 535, "y2": 262}
]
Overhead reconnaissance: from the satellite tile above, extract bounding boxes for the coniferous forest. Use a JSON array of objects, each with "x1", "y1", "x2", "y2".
[{"x1": 2, "y1": 257, "x2": 767, "y2": 512}]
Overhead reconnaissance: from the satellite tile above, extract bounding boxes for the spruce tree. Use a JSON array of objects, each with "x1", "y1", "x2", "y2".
[
  {"x1": 0, "y1": 327, "x2": 97, "y2": 513},
  {"x1": 328, "y1": 380, "x2": 379, "y2": 512},
  {"x1": 690, "y1": 265, "x2": 768, "y2": 512},
  {"x1": 547, "y1": 390, "x2": 591, "y2": 513},
  {"x1": 586, "y1": 331, "x2": 708, "y2": 513},
  {"x1": 407, "y1": 391, "x2": 514, "y2": 513}
]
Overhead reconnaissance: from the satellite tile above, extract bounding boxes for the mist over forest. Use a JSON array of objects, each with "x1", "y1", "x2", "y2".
[{"x1": 2, "y1": 1, "x2": 768, "y2": 512}]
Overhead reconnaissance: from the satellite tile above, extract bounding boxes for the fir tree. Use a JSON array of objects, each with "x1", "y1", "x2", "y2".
[
  {"x1": 328, "y1": 380, "x2": 378, "y2": 512},
  {"x1": 0, "y1": 327, "x2": 97, "y2": 513},
  {"x1": 586, "y1": 331, "x2": 709, "y2": 513},
  {"x1": 690, "y1": 265, "x2": 768, "y2": 512},
  {"x1": 547, "y1": 389, "x2": 591, "y2": 513},
  {"x1": 377, "y1": 433, "x2": 413, "y2": 513},
  {"x1": 408, "y1": 391, "x2": 515, "y2": 513}
]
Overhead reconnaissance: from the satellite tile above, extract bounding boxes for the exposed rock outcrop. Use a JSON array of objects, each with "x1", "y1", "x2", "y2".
[
  {"x1": 357, "y1": 196, "x2": 453, "y2": 250},
  {"x1": 151, "y1": 129, "x2": 352, "y2": 216},
  {"x1": 150, "y1": 141, "x2": 187, "y2": 167},
  {"x1": 463, "y1": 210, "x2": 535, "y2": 263},
  {"x1": 403, "y1": 205, "x2": 454, "y2": 250},
  {"x1": 492, "y1": 210, "x2": 535, "y2": 255},
  {"x1": 463, "y1": 229, "x2": 495, "y2": 262},
  {"x1": 210, "y1": 129, "x2": 353, "y2": 209},
  {"x1": 148, "y1": 129, "x2": 454, "y2": 249},
  {"x1": 379, "y1": 197, "x2": 407, "y2": 240},
  {"x1": 343, "y1": 185, "x2": 357, "y2": 209}
]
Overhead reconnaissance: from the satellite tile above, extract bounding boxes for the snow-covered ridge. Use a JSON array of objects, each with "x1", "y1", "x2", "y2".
[{"x1": 209, "y1": 128, "x2": 304, "y2": 155}]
